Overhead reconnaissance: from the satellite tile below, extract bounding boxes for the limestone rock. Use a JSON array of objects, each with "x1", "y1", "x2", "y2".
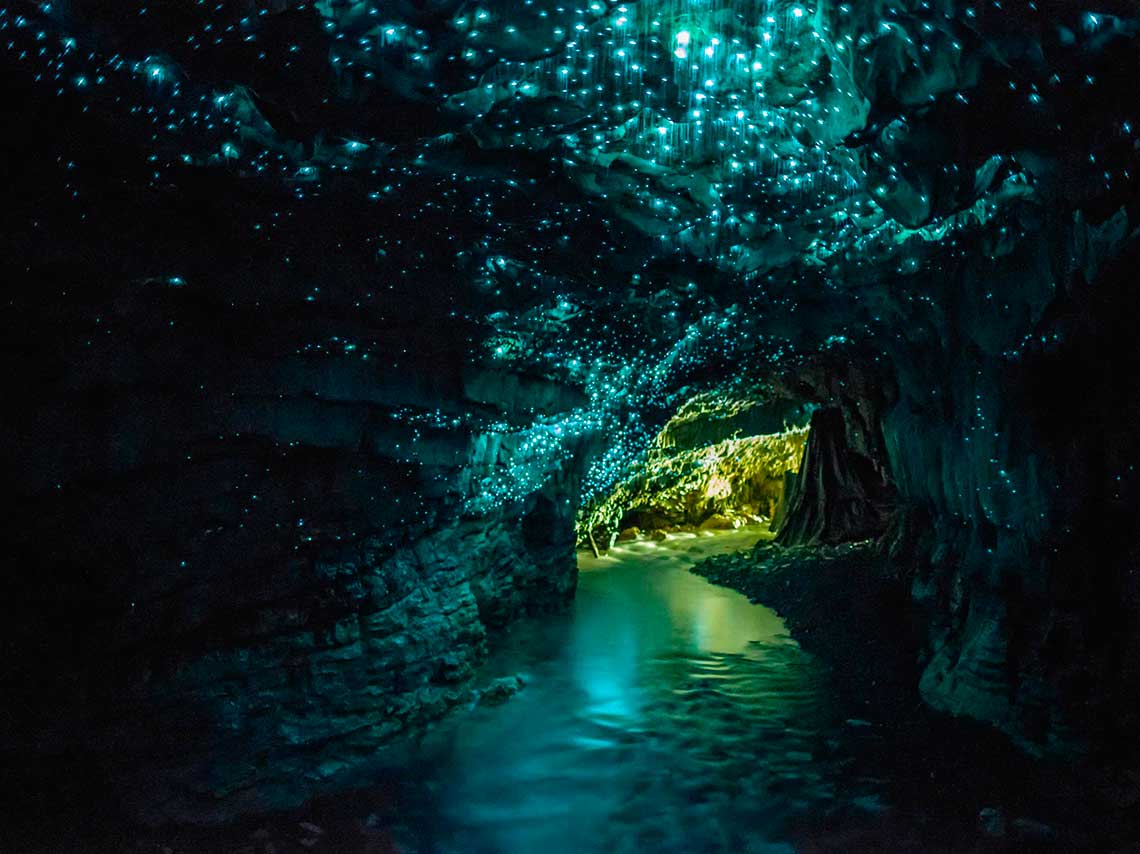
[
  {"x1": 475, "y1": 674, "x2": 526, "y2": 706},
  {"x1": 699, "y1": 514, "x2": 740, "y2": 531}
]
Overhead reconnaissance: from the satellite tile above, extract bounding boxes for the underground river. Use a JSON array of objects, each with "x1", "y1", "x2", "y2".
[
  {"x1": 91, "y1": 526, "x2": 1096, "y2": 853},
  {"x1": 383, "y1": 527, "x2": 888, "y2": 853}
]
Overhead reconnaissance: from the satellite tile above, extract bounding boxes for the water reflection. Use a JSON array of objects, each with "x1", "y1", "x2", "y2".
[{"x1": 405, "y1": 528, "x2": 876, "y2": 853}]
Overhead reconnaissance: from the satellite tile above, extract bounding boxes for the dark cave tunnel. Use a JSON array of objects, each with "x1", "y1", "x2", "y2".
[{"x1": 4, "y1": 0, "x2": 1140, "y2": 852}]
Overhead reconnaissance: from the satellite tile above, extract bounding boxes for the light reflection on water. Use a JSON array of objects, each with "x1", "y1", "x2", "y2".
[{"x1": 404, "y1": 528, "x2": 880, "y2": 853}]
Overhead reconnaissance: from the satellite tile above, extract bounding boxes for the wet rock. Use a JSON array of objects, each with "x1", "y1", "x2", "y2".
[
  {"x1": 476, "y1": 674, "x2": 526, "y2": 706},
  {"x1": 616, "y1": 527, "x2": 641, "y2": 542},
  {"x1": 2, "y1": 326, "x2": 589, "y2": 823},
  {"x1": 919, "y1": 592, "x2": 1018, "y2": 728}
]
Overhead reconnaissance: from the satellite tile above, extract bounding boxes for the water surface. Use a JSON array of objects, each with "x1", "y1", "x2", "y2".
[{"x1": 397, "y1": 528, "x2": 883, "y2": 853}]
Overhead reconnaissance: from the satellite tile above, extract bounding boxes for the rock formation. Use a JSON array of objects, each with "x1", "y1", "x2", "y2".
[
  {"x1": 776, "y1": 406, "x2": 893, "y2": 546},
  {"x1": 4, "y1": 0, "x2": 1140, "y2": 825},
  {"x1": 579, "y1": 395, "x2": 811, "y2": 545}
]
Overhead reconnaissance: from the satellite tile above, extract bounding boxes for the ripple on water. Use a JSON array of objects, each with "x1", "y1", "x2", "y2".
[{"x1": 400, "y1": 529, "x2": 884, "y2": 853}]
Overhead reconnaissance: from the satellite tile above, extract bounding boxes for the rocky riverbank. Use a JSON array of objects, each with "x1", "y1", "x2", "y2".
[
  {"x1": 692, "y1": 540, "x2": 1140, "y2": 854},
  {"x1": 693, "y1": 541, "x2": 919, "y2": 696}
]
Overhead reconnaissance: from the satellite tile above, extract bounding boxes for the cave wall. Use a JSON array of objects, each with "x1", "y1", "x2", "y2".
[
  {"x1": 879, "y1": 207, "x2": 1140, "y2": 751},
  {"x1": 5, "y1": 0, "x2": 1140, "y2": 808},
  {"x1": 0, "y1": 243, "x2": 593, "y2": 823},
  {"x1": 760, "y1": 206, "x2": 1140, "y2": 752}
]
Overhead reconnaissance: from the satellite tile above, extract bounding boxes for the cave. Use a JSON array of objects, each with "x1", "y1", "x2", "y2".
[{"x1": 4, "y1": 0, "x2": 1140, "y2": 851}]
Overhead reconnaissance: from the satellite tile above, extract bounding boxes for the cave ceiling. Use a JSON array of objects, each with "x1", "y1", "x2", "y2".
[{"x1": 6, "y1": 0, "x2": 1140, "y2": 499}]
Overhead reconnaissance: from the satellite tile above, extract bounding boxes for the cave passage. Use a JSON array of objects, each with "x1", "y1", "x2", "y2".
[
  {"x1": 578, "y1": 393, "x2": 813, "y2": 551},
  {"x1": 357, "y1": 528, "x2": 851, "y2": 853},
  {"x1": 8, "y1": 0, "x2": 1140, "y2": 847}
]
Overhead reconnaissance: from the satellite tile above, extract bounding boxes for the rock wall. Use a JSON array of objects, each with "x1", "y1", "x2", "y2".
[
  {"x1": 754, "y1": 206, "x2": 1140, "y2": 754},
  {"x1": 0, "y1": 257, "x2": 593, "y2": 823},
  {"x1": 5, "y1": 0, "x2": 1140, "y2": 815},
  {"x1": 879, "y1": 208, "x2": 1140, "y2": 752}
]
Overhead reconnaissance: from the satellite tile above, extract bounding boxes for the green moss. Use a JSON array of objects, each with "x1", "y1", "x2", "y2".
[{"x1": 578, "y1": 408, "x2": 807, "y2": 548}]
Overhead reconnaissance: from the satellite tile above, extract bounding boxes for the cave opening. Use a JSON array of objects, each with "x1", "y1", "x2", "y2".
[
  {"x1": 576, "y1": 392, "x2": 813, "y2": 554},
  {"x1": 575, "y1": 373, "x2": 900, "y2": 557}
]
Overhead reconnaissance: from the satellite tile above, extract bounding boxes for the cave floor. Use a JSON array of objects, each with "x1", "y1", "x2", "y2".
[{"x1": 40, "y1": 529, "x2": 1139, "y2": 854}]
